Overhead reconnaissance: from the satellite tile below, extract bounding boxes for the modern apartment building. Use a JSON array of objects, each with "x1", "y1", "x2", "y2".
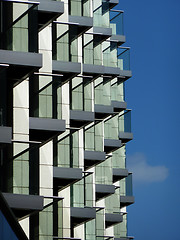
[{"x1": 0, "y1": 0, "x2": 134, "y2": 239}]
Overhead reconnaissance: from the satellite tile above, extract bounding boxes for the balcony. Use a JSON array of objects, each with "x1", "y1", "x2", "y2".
[
  {"x1": 105, "y1": 213, "x2": 123, "y2": 228},
  {"x1": 82, "y1": 64, "x2": 120, "y2": 78},
  {"x1": 94, "y1": 104, "x2": 114, "y2": 119},
  {"x1": 96, "y1": 184, "x2": 115, "y2": 201},
  {"x1": 93, "y1": 3, "x2": 112, "y2": 45},
  {"x1": 92, "y1": 26, "x2": 112, "y2": 45},
  {"x1": 71, "y1": 207, "x2": 96, "y2": 227},
  {"x1": 113, "y1": 168, "x2": 129, "y2": 183},
  {"x1": 104, "y1": 139, "x2": 122, "y2": 154},
  {"x1": 119, "y1": 111, "x2": 133, "y2": 143},
  {"x1": 29, "y1": 117, "x2": 66, "y2": 141},
  {"x1": 120, "y1": 173, "x2": 134, "y2": 208},
  {"x1": 117, "y1": 47, "x2": 132, "y2": 80},
  {"x1": 2, "y1": 193, "x2": 44, "y2": 219},
  {"x1": 82, "y1": 63, "x2": 104, "y2": 78},
  {"x1": 70, "y1": 110, "x2": 95, "y2": 128},
  {"x1": 0, "y1": 126, "x2": 12, "y2": 144},
  {"x1": 53, "y1": 167, "x2": 82, "y2": 190},
  {"x1": 111, "y1": 101, "x2": 127, "y2": 113},
  {"x1": 110, "y1": 10, "x2": 125, "y2": 46},
  {"x1": 0, "y1": 50, "x2": 42, "y2": 84},
  {"x1": 52, "y1": 60, "x2": 81, "y2": 82},
  {"x1": 38, "y1": 1, "x2": 64, "y2": 31},
  {"x1": 84, "y1": 151, "x2": 106, "y2": 170},
  {"x1": 69, "y1": 15, "x2": 93, "y2": 37}
]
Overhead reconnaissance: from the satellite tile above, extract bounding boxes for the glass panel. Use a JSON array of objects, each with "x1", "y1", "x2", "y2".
[
  {"x1": 71, "y1": 173, "x2": 93, "y2": 208},
  {"x1": 83, "y1": 34, "x2": 103, "y2": 65},
  {"x1": 30, "y1": 75, "x2": 63, "y2": 119},
  {"x1": 114, "y1": 216, "x2": 127, "y2": 238},
  {"x1": 53, "y1": 23, "x2": 78, "y2": 63},
  {"x1": 1, "y1": 2, "x2": 38, "y2": 52},
  {"x1": 11, "y1": 142, "x2": 40, "y2": 195},
  {"x1": 95, "y1": 158, "x2": 112, "y2": 185},
  {"x1": 85, "y1": 174, "x2": 93, "y2": 207},
  {"x1": 56, "y1": 131, "x2": 79, "y2": 168},
  {"x1": 95, "y1": 122, "x2": 104, "y2": 152},
  {"x1": 83, "y1": 34, "x2": 94, "y2": 64},
  {"x1": 70, "y1": 0, "x2": 91, "y2": 17},
  {"x1": 84, "y1": 121, "x2": 103, "y2": 151},
  {"x1": 83, "y1": 0, "x2": 91, "y2": 17},
  {"x1": 71, "y1": 179, "x2": 84, "y2": 207},
  {"x1": 118, "y1": 48, "x2": 130, "y2": 70},
  {"x1": 56, "y1": 135, "x2": 70, "y2": 168},
  {"x1": 85, "y1": 126, "x2": 95, "y2": 151},
  {"x1": 93, "y1": 2, "x2": 110, "y2": 28},
  {"x1": 104, "y1": 115, "x2": 118, "y2": 140},
  {"x1": 12, "y1": 143, "x2": 30, "y2": 195},
  {"x1": 71, "y1": 77, "x2": 93, "y2": 111},
  {"x1": 119, "y1": 111, "x2": 131, "y2": 133},
  {"x1": 70, "y1": 0, "x2": 82, "y2": 16},
  {"x1": 105, "y1": 188, "x2": 120, "y2": 214},
  {"x1": 126, "y1": 173, "x2": 133, "y2": 196},
  {"x1": 96, "y1": 209, "x2": 105, "y2": 238},
  {"x1": 103, "y1": 44, "x2": 117, "y2": 67},
  {"x1": 71, "y1": 77, "x2": 83, "y2": 111},
  {"x1": 110, "y1": 10, "x2": 124, "y2": 35},
  {"x1": 94, "y1": 77, "x2": 112, "y2": 106},
  {"x1": 112, "y1": 147, "x2": 126, "y2": 169},
  {"x1": 84, "y1": 79, "x2": 93, "y2": 112},
  {"x1": 111, "y1": 80, "x2": 125, "y2": 102},
  {"x1": 86, "y1": 219, "x2": 96, "y2": 240}
]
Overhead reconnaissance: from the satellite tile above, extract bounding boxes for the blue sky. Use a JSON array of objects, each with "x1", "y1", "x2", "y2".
[{"x1": 117, "y1": 0, "x2": 180, "y2": 239}]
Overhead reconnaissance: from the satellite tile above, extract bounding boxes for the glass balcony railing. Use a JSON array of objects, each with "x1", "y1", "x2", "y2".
[
  {"x1": 119, "y1": 110, "x2": 131, "y2": 133},
  {"x1": 1, "y1": 1, "x2": 38, "y2": 52},
  {"x1": 125, "y1": 173, "x2": 133, "y2": 196},
  {"x1": 30, "y1": 74, "x2": 64, "y2": 119},
  {"x1": 111, "y1": 80, "x2": 125, "y2": 102},
  {"x1": 120, "y1": 173, "x2": 133, "y2": 197},
  {"x1": 83, "y1": 34, "x2": 103, "y2": 65},
  {"x1": 53, "y1": 23, "x2": 79, "y2": 63},
  {"x1": 103, "y1": 46, "x2": 130, "y2": 71},
  {"x1": 118, "y1": 47, "x2": 130, "y2": 71},
  {"x1": 69, "y1": 0, "x2": 91, "y2": 17},
  {"x1": 93, "y1": 2, "x2": 110, "y2": 28},
  {"x1": 110, "y1": 10, "x2": 124, "y2": 35}
]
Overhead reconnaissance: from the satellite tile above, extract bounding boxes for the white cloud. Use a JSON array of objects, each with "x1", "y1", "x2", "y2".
[{"x1": 127, "y1": 152, "x2": 169, "y2": 183}]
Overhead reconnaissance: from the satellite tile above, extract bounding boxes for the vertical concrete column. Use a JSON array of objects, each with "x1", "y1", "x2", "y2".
[
  {"x1": 13, "y1": 79, "x2": 29, "y2": 237},
  {"x1": 39, "y1": 141, "x2": 53, "y2": 239}
]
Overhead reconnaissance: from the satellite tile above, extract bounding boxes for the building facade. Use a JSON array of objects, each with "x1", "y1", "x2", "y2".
[{"x1": 0, "y1": 0, "x2": 134, "y2": 239}]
